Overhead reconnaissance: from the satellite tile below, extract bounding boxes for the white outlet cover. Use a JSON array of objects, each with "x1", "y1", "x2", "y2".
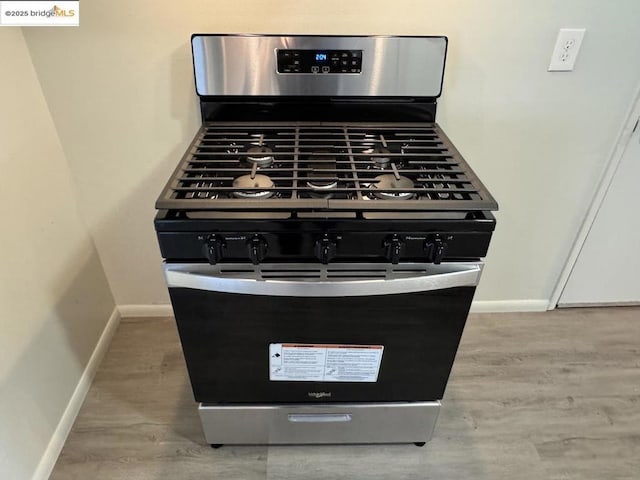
[{"x1": 548, "y1": 28, "x2": 586, "y2": 72}]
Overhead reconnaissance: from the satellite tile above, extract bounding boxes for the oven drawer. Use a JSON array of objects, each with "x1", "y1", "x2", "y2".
[
  {"x1": 165, "y1": 262, "x2": 482, "y2": 404},
  {"x1": 198, "y1": 401, "x2": 440, "y2": 445}
]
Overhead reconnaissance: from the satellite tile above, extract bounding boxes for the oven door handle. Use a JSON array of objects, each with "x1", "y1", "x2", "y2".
[{"x1": 164, "y1": 262, "x2": 483, "y2": 297}]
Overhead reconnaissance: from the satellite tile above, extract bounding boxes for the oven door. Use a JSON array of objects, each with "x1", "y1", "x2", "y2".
[{"x1": 164, "y1": 262, "x2": 482, "y2": 404}]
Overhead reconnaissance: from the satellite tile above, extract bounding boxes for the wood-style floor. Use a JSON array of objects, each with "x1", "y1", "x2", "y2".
[{"x1": 50, "y1": 307, "x2": 640, "y2": 480}]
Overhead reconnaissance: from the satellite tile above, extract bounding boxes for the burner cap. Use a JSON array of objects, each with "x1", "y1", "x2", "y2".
[
  {"x1": 245, "y1": 145, "x2": 274, "y2": 167},
  {"x1": 371, "y1": 174, "x2": 415, "y2": 200},
  {"x1": 364, "y1": 147, "x2": 391, "y2": 167},
  {"x1": 306, "y1": 151, "x2": 338, "y2": 193},
  {"x1": 306, "y1": 179, "x2": 338, "y2": 199},
  {"x1": 232, "y1": 174, "x2": 275, "y2": 199},
  {"x1": 307, "y1": 180, "x2": 338, "y2": 190}
]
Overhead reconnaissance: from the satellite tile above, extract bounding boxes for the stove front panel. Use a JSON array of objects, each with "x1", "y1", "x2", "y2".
[
  {"x1": 157, "y1": 229, "x2": 493, "y2": 264},
  {"x1": 166, "y1": 262, "x2": 478, "y2": 404}
]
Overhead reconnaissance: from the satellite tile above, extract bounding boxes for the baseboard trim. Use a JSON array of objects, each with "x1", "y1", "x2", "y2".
[
  {"x1": 32, "y1": 306, "x2": 121, "y2": 480},
  {"x1": 118, "y1": 300, "x2": 549, "y2": 318},
  {"x1": 470, "y1": 299, "x2": 549, "y2": 313},
  {"x1": 118, "y1": 304, "x2": 174, "y2": 318},
  {"x1": 558, "y1": 301, "x2": 640, "y2": 308}
]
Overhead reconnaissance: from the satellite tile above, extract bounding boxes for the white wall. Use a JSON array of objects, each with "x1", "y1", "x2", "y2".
[
  {"x1": 23, "y1": 0, "x2": 640, "y2": 307},
  {"x1": 0, "y1": 29, "x2": 116, "y2": 480}
]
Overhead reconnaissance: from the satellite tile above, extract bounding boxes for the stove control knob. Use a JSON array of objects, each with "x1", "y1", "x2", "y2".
[
  {"x1": 248, "y1": 235, "x2": 268, "y2": 265},
  {"x1": 203, "y1": 235, "x2": 225, "y2": 265},
  {"x1": 384, "y1": 234, "x2": 404, "y2": 264},
  {"x1": 314, "y1": 235, "x2": 337, "y2": 264},
  {"x1": 425, "y1": 235, "x2": 447, "y2": 264}
]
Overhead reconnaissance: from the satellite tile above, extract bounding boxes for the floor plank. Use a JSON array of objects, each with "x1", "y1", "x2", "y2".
[{"x1": 50, "y1": 307, "x2": 640, "y2": 480}]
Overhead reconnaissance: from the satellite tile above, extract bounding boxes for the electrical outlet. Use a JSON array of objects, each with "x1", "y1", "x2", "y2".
[{"x1": 548, "y1": 28, "x2": 586, "y2": 72}]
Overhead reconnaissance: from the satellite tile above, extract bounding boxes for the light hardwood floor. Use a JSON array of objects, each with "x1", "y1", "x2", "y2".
[{"x1": 50, "y1": 307, "x2": 640, "y2": 480}]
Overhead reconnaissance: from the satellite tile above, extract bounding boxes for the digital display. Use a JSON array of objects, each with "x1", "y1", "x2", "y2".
[{"x1": 277, "y1": 50, "x2": 362, "y2": 74}]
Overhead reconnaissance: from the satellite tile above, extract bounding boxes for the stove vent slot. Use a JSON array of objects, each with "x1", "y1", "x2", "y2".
[
  {"x1": 261, "y1": 274, "x2": 322, "y2": 279},
  {"x1": 261, "y1": 274, "x2": 321, "y2": 280},
  {"x1": 259, "y1": 268, "x2": 321, "y2": 280},
  {"x1": 390, "y1": 268, "x2": 428, "y2": 273},
  {"x1": 326, "y1": 274, "x2": 387, "y2": 279},
  {"x1": 260, "y1": 269, "x2": 322, "y2": 273},
  {"x1": 326, "y1": 268, "x2": 387, "y2": 279},
  {"x1": 260, "y1": 267, "x2": 390, "y2": 280}
]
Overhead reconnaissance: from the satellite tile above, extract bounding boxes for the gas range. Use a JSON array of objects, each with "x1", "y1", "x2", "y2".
[{"x1": 155, "y1": 34, "x2": 497, "y2": 447}]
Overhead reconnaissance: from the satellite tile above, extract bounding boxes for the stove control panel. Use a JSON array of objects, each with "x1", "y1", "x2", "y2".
[
  {"x1": 276, "y1": 49, "x2": 363, "y2": 74},
  {"x1": 158, "y1": 230, "x2": 491, "y2": 264}
]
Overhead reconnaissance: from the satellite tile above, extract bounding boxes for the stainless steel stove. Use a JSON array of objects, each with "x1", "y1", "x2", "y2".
[{"x1": 155, "y1": 34, "x2": 497, "y2": 447}]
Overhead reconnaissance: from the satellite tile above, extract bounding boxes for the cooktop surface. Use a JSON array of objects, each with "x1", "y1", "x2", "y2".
[{"x1": 156, "y1": 122, "x2": 498, "y2": 213}]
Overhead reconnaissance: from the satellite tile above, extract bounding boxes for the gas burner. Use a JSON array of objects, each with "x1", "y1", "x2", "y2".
[
  {"x1": 245, "y1": 145, "x2": 274, "y2": 167},
  {"x1": 232, "y1": 174, "x2": 275, "y2": 199},
  {"x1": 363, "y1": 146, "x2": 392, "y2": 168},
  {"x1": 307, "y1": 179, "x2": 338, "y2": 192},
  {"x1": 306, "y1": 151, "x2": 337, "y2": 198},
  {"x1": 371, "y1": 174, "x2": 416, "y2": 200},
  {"x1": 306, "y1": 180, "x2": 338, "y2": 199}
]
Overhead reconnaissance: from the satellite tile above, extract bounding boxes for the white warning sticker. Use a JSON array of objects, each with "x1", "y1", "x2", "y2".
[{"x1": 269, "y1": 343, "x2": 384, "y2": 382}]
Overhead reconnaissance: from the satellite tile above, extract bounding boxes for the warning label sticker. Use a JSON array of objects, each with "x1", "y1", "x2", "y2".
[{"x1": 269, "y1": 343, "x2": 384, "y2": 382}]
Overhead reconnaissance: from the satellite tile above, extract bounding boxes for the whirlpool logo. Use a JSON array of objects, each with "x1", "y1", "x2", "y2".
[{"x1": 308, "y1": 391, "x2": 332, "y2": 399}]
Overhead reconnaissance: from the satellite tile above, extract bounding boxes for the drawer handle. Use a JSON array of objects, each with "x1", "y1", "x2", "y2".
[{"x1": 288, "y1": 413, "x2": 353, "y2": 423}]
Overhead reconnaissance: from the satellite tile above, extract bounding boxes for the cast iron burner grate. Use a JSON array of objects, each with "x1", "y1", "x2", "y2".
[{"x1": 156, "y1": 122, "x2": 498, "y2": 212}]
